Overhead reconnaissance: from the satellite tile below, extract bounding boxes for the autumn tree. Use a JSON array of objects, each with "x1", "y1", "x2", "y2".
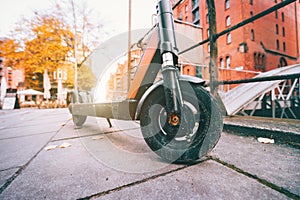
[
  {"x1": 0, "y1": 38, "x2": 23, "y2": 70},
  {"x1": 19, "y1": 15, "x2": 74, "y2": 90},
  {"x1": 1, "y1": 0, "x2": 105, "y2": 92}
]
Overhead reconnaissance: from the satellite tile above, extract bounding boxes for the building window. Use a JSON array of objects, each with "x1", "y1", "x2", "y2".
[
  {"x1": 226, "y1": 56, "x2": 231, "y2": 69},
  {"x1": 250, "y1": 0, "x2": 253, "y2": 5},
  {"x1": 192, "y1": 0, "x2": 199, "y2": 9},
  {"x1": 185, "y1": 16, "x2": 188, "y2": 22},
  {"x1": 274, "y1": 0, "x2": 277, "y2": 3},
  {"x1": 208, "y1": 43, "x2": 210, "y2": 52},
  {"x1": 279, "y1": 57, "x2": 287, "y2": 68},
  {"x1": 226, "y1": 16, "x2": 231, "y2": 27},
  {"x1": 227, "y1": 33, "x2": 232, "y2": 44},
  {"x1": 185, "y1": 5, "x2": 188, "y2": 12},
  {"x1": 250, "y1": 11, "x2": 253, "y2": 17},
  {"x1": 196, "y1": 66, "x2": 202, "y2": 78},
  {"x1": 251, "y1": 29, "x2": 255, "y2": 41},
  {"x1": 276, "y1": 39, "x2": 280, "y2": 50},
  {"x1": 275, "y1": 10, "x2": 278, "y2": 18},
  {"x1": 276, "y1": 24, "x2": 279, "y2": 34},
  {"x1": 207, "y1": 29, "x2": 210, "y2": 38},
  {"x1": 262, "y1": 55, "x2": 266, "y2": 66},
  {"x1": 193, "y1": 9, "x2": 200, "y2": 24},
  {"x1": 254, "y1": 52, "x2": 267, "y2": 71},
  {"x1": 282, "y1": 27, "x2": 285, "y2": 37},
  {"x1": 179, "y1": 11, "x2": 183, "y2": 20},
  {"x1": 283, "y1": 42, "x2": 286, "y2": 52},
  {"x1": 206, "y1": 14, "x2": 209, "y2": 23},
  {"x1": 281, "y1": 12, "x2": 285, "y2": 22},
  {"x1": 225, "y1": 0, "x2": 230, "y2": 10},
  {"x1": 220, "y1": 58, "x2": 224, "y2": 69}
]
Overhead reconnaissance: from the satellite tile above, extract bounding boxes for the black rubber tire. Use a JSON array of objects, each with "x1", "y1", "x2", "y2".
[
  {"x1": 71, "y1": 93, "x2": 87, "y2": 127},
  {"x1": 140, "y1": 82, "x2": 223, "y2": 163},
  {"x1": 73, "y1": 113, "x2": 87, "y2": 127}
]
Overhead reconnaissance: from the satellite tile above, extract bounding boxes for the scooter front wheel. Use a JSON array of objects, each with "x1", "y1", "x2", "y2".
[{"x1": 140, "y1": 82, "x2": 223, "y2": 163}]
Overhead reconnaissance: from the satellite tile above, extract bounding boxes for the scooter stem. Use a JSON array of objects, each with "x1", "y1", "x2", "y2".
[{"x1": 157, "y1": 0, "x2": 183, "y2": 124}]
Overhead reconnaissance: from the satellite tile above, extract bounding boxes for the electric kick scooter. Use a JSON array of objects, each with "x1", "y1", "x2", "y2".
[{"x1": 69, "y1": 0, "x2": 223, "y2": 163}]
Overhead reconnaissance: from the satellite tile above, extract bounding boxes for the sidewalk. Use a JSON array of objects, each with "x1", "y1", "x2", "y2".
[{"x1": 0, "y1": 108, "x2": 299, "y2": 199}]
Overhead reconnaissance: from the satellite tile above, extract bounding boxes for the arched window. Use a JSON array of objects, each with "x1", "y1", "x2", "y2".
[
  {"x1": 276, "y1": 24, "x2": 279, "y2": 34},
  {"x1": 254, "y1": 52, "x2": 258, "y2": 65},
  {"x1": 282, "y1": 27, "x2": 285, "y2": 37},
  {"x1": 261, "y1": 54, "x2": 266, "y2": 66},
  {"x1": 281, "y1": 12, "x2": 285, "y2": 22},
  {"x1": 279, "y1": 57, "x2": 287, "y2": 68},
  {"x1": 254, "y1": 52, "x2": 267, "y2": 71},
  {"x1": 227, "y1": 33, "x2": 232, "y2": 44},
  {"x1": 283, "y1": 42, "x2": 286, "y2": 52},
  {"x1": 276, "y1": 39, "x2": 280, "y2": 50},
  {"x1": 208, "y1": 43, "x2": 210, "y2": 52},
  {"x1": 226, "y1": 16, "x2": 231, "y2": 27},
  {"x1": 220, "y1": 58, "x2": 224, "y2": 69},
  {"x1": 226, "y1": 56, "x2": 231, "y2": 69},
  {"x1": 225, "y1": 0, "x2": 230, "y2": 10},
  {"x1": 251, "y1": 29, "x2": 255, "y2": 41},
  {"x1": 257, "y1": 53, "x2": 262, "y2": 65}
]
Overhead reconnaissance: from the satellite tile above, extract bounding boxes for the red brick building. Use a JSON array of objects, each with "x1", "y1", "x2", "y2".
[
  {"x1": 172, "y1": 0, "x2": 300, "y2": 85},
  {"x1": 106, "y1": 48, "x2": 143, "y2": 101}
]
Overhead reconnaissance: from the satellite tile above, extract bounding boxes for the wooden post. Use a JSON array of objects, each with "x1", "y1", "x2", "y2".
[{"x1": 207, "y1": 0, "x2": 218, "y2": 97}]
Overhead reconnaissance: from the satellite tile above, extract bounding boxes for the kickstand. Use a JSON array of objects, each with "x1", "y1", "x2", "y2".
[{"x1": 106, "y1": 118, "x2": 112, "y2": 128}]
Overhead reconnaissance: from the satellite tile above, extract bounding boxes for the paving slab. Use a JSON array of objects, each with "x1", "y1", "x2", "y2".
[
  {"x1": 0, "y1": 132, "x2": 56, "y2": 170},
  {"x1": 210, "y1": 133, "x2": 300, "y2": 196},
  {"x1": 52, "y1": 117, "x2": 140, "y2": 142},
  {"x1": 52, "y1": 117, "x2": 111, "y2": 141},
  {"x1": 0, "y1": 123, "x2": 62, "y2": 140},
  {"x1": 77, "y1": 128, "x2": 172, "y2": 173},
  {"x1": 0, "y1": 137, "x2": 183, "y2": 199},
  {"x1": 95, "y1": 160, "x2": 289, "y2": 200},
  {"x1": 0, "y1": 108, "x2": 71, "y2": 130}
]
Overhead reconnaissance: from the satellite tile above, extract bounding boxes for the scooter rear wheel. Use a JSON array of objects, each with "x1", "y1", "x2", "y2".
[
  {"x1": 71, "y1": 93, "x2": 87, "y2": 127},
  {"x1": 140, "y1": 82, "x2": 223, "y2": 163}
]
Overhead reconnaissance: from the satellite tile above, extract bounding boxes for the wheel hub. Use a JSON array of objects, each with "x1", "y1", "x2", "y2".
[{"x1": 169, "y1": 114, "x2": 180, "y2": 126}]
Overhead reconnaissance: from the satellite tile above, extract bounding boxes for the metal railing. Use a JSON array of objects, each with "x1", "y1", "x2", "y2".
[{"x1": 219, "y1": 73, "x2": 300, "y2": 119}]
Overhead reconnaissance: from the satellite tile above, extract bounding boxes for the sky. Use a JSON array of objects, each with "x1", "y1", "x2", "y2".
[{"x1": 0, "y1": 0, "x2": 157, "y2": 39}]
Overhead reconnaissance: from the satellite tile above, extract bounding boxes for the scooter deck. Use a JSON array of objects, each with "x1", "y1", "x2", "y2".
[{"x1": 69, "y1": 100, "x2": 138, "y2": 120}]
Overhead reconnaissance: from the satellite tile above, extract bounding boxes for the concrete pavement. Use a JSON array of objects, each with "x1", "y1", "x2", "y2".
[{"x1": 0, "y1": 108, "x2": 299, "y2": 199}]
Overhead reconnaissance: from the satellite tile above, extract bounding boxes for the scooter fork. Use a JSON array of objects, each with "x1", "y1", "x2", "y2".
[{"x1": 157, "y1": 0, "x2": 184, "y2": 137}]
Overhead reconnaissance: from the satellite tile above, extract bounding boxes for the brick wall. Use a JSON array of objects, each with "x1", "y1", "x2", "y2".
[{"x1": 173, "y1": 0, "x2": 300, "y2": 84}]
